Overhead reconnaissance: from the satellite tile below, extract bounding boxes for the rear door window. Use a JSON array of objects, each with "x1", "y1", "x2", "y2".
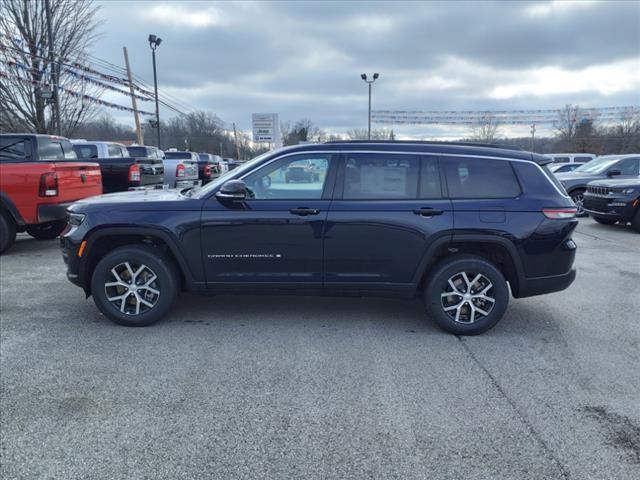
[
  {"x1": 553, "y1": 157, "x2": 571, "y2": 163},
  {"x1": 107, "y1": 144, "x2": 124, "y2": 157},
  {"x1": 343, "y1": 153, "x2": 419, "y2": 199},
  {"x1": 73, "y1": 145, "x2": 98, "y2": 159},
  {"x1": 574, "y1": 156, "x2": 593, "y2": 162},
  {"x1": 0, "y1": 137, "x2": 30, "y2": 161},
  {"x1": 442, "y1": 157, "x2": 521, "y2": 199},
  {"x1": 37, "y1": 139, "x2": 66, "y2": 160}
]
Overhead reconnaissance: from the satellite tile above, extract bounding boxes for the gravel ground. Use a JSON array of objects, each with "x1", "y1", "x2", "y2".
[{"x1": 1, "y1": 217, "x2": 639, "y2": 480}]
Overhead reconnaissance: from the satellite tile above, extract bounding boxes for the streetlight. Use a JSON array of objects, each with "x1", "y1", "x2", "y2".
[
  {"x1": 148, "y1": 34, "x2": 163, "y2": 149},
  {"x1": 361, "y1": 72, "x2": 379, "y2": 140}
]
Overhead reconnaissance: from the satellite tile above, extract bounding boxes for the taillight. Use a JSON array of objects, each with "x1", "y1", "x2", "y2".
[
  {"x1": 176, "y1": 163, "x2": 186, "y2": 177},
  {"x1": 39, "y1": 172, "x2": 58, "y2": 197},
  {"x1": 128, "y1": 164, "x2": 141, "y2": 183},
  {"x1": 542, "y1": 207, "x2": 577, "y2": 219},
  {"x1": 203, "y1": 165, "x2": 212, "y2": 178}
]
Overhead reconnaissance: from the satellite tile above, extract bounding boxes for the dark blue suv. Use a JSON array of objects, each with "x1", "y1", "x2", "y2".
[{"x1": 61, "y1": 141, "x2": 578, "y2": 335}]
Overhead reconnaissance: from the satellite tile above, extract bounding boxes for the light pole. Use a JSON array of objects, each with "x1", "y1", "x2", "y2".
[
  {"x1": 361, "y1": 73, "x2": 379, "y2": 140},
  {"x1": 148, "y1": 34, "x2": 163, "y2": 149}
]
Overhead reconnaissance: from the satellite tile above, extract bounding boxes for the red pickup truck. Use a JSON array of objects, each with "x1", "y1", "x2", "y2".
[{"x1": 0, "y1": 134, "x2": 103, "y2": 254}]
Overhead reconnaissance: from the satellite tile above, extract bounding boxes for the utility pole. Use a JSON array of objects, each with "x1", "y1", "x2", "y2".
[
  {"x1": 123, "y1": 47, "x2": 143, "y2": 145},
  {"x1": 530, "y1": 123, "x2": 536, "y2": 152},
  {"x1": 233, "y1": 123, "x2": 241, "y2": 159},
  {"x1": 44, "y1": 0, "x2": 60, "y2": 136},
  {"x1": 148, "y1": 35, "x2": 162, "y2": 149}
]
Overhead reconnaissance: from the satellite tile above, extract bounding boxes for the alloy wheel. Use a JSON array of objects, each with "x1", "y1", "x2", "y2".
[
  {"x1": 440, "y1": 271, "x2": 496, "y2": 324},
  {"x1": 104, "y1": 262, "x2": 160, "y2": 315},
  {"x1": 572, "y1": 193, "x2": 585, "y2": 215}
]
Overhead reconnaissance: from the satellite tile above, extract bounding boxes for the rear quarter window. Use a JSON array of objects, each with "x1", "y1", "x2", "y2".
[{"x1": 442, "y1": 157, "x2": 521, "y2": 198}]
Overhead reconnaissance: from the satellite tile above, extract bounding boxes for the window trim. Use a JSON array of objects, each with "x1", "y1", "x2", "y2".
[{"x1": 221, "y1": 149, "x2": 570, "y2": 200}]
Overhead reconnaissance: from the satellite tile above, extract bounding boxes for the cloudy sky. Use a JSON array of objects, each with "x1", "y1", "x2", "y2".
[{"x1": 95, "y1": 0, "x2": 640, "y2": 138}]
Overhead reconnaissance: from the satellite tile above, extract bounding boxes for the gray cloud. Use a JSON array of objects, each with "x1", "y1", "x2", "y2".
[{"x1": 95, "y1": 0, "x2": 640, "y2": 137}]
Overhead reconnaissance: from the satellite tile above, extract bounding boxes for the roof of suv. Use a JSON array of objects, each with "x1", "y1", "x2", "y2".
[{"x1": 279, "y1": 140, "x2": 548, "y2": 164}]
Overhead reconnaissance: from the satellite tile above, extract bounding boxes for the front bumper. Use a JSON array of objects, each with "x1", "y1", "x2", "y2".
[
  {"x1": 37, "y1": 202, "x2": 72, "y2": 224},
  {"x1": 583, "y1": 194, "x2": 637, "y2": 221}
]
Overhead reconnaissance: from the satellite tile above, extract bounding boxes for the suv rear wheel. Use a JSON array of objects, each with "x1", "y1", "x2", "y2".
[
  {"x1": 0, "y1": 212, "x2": 17, "y2": 254},
  {"x1": 91, "y1": 245, "x2": 179, "y2": 326},
  {"x1": 570, "y1": 189, "x2": 587, "y2": 217},
  {"x1": 424, "y1": 255, "x2": 509, "y2": 335}
]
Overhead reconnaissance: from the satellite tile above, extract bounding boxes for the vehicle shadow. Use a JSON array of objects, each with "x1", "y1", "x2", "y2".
[
  {"x1": 167, "y1": 292, "x2": 443, "y2": 334},
  {"x1": 3, "y1": 234, "x2": 59, "y2": 256}
]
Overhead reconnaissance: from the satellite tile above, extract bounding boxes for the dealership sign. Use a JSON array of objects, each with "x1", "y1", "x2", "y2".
[{"x1": 252, "y1": 113, "x2": 280, "y2": 146}]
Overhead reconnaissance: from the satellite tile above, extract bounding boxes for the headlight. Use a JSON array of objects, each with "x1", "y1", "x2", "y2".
[
  {"x1": 622, "y1": 188, "x2": 637, "y2": 195},
  {"x1": 68, "y1": 212, "x2": 86, "y2": 226}
]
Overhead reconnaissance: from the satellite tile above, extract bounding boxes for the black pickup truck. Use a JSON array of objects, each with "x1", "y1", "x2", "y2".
[{"x1": 71, "y1": 141, "x2": 164, "y2": 193}]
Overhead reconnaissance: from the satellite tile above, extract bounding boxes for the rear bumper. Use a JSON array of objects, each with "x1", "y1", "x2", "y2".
[
  {"x1": 175, "y1": 179, "x2": 202, "y2": 189},
  {"x1": 514, "y1": 268, "x2": 576, "y2": 298},
  {"x1": 37, "y1": 202, "x2": 72, "y2": 223}
]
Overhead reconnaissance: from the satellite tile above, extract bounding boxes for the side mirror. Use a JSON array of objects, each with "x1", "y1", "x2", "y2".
[
  {"x1": 216, "y1": 179, "x2": 247, "y2": 201},
  {"x1": 607, "y1": 169, "x2": 621, "y2": 177}
]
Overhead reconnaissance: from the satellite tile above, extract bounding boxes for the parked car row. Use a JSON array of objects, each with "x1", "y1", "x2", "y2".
[
  {"x1": 555, "y1": 154, "x2": 640, "y2": 218},
  {"x1": 0, "y1": 133, "x2": 244, "y2": 254}
]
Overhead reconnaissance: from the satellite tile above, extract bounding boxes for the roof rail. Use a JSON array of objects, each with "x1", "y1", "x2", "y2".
[{"x1": 323, "y1": 140, "x2": 522, "y2": 151}]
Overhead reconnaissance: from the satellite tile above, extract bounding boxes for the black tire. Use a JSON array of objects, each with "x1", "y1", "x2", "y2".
[
  {"x1": 570, "y1": 189, "x2": 588, "y2": 217},
  {"x1": 0, "y1": 212, "x2": 17, "y2": 255},
  {"x1": 26, "y1": 221, "x2": 66, "y2": 240},
  {"x1": 424, "y1": 255, "x2": 509, "y2": 335},
  {"x1": 91, "y1": 245, "x2": 179, "y2": 326},
  {"x1": 632, "y1": 209, "x2": 640, "y2": 233},
  {"x1": 592, "y1": 215, "x2": 617, "y2": 225}
]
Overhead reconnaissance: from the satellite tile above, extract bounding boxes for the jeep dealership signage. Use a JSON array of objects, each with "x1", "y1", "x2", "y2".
[{"x1": 252, "y1": 113, "x2": 281, "y2": 146}]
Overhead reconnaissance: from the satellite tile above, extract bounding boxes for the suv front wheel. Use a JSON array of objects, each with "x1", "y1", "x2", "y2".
[
  {"x1": 425, "y1": 255, "x2": 509, "y2": 335},
  {"x1": 91, "y1": 245, "x2": 179, "y2": 326}
]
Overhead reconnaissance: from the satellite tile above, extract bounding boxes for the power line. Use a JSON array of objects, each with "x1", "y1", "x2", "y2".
[{"x1": 1, "y1": 39, "x2": 191, "y2": 117}]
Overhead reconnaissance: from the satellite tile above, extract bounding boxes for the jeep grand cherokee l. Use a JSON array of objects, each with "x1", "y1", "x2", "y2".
[
  {"x1": 556, "y1": 154, "x2": 640, "y2": 216},
  {"x1": 583, "y1": 177, "x2": 640, "y2": 231},
  {"x1": 61, "y1": 141, "x2": 577, "y2": 335}
]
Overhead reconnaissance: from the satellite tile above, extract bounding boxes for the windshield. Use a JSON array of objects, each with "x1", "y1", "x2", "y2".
[
  {"x1": 191, "y1": 149, "x2": 279, "y2": 199},
  {"x1": 573, "y1": 156, "x2": 620, "y2": 174}
]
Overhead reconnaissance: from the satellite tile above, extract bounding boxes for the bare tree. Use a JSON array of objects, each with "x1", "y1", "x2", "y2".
[
  {"x1": 553, "y1": 104, "x2": 583, "y2": 143},
  {"x1": 346, "y1": 128, "x2": 392, "y2": 140},
  {"x1": 0, "y1": 0, "x2": 100, "y2": 135},
  {"x1": 470, "y1": 114, "x2": 501, "y2": 143}
]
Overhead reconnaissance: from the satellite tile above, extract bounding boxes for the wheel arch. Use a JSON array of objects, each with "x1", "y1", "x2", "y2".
[
  {"x1": 0, "y1": 191, "x2": 25, "y2": 227},
  {"x1": 81, "y1": 226, "x2": 196, "y2": 293},
  {"x1": 413, "y1": 234, "x2": 525, "y2": 297}
]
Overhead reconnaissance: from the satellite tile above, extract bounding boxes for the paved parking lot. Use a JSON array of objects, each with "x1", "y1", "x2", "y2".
[{"x1": 1, "y1": 217, "x2": 639, "y2": 480}]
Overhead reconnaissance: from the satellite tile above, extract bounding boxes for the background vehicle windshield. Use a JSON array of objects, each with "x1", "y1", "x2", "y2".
[{"x1": 573, "y1": 156, "x2": 620, "y2": 174}]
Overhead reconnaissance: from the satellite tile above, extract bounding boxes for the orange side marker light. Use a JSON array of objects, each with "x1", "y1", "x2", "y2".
[{"x1": 77, "y1": 240, "x2": 87, "y2": 258}]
